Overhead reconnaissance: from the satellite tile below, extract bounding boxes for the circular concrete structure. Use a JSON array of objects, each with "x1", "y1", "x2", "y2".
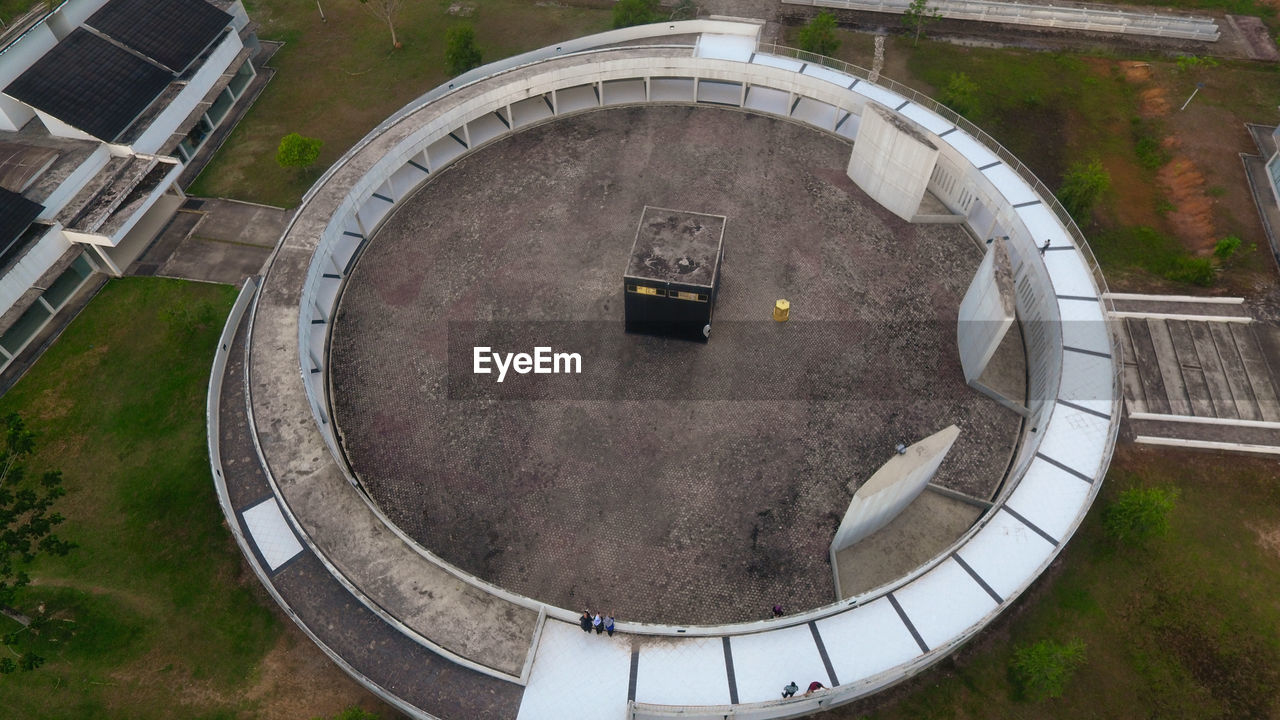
[
  {"x1": 327, "y1": 105, "x2": 1023, "y2": 626},
  {"x1": 222, "y1": 20, "x2": 1121, "y2": 720}
]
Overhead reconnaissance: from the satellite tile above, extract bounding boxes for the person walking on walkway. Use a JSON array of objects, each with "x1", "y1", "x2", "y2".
[
  {"x1": 781, "y1": 681, "x2": 799, "y2": 698},
  {"x1": 604, "y1": 613, "x2": 616, "y2": 637},
  {"x1": 580, "y1": 610, "x2": 593, "y2": 632},
  {"x1": 804, "y1": 681, "x2": 825, "y2": 695},
  {"x1": 592, "y1": 611, "x2": 604, "y2": 634}
]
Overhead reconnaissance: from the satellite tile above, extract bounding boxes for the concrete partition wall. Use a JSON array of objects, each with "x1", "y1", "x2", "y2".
[
  {"x1": 830, "y1": 425, "x2": 961, "y2": 553},
  {"x1": 847, "y1": 103, "x2": 939, "y2": 221},
  {"x1": 957, "y1": 237, "x2": 1014, "y2": 384}
]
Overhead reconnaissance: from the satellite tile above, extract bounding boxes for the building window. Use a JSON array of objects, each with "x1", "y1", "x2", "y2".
[
  {"x1": 41, "y1": 254, "x2": 94, "y2": 310},
  {"x1": 0, "y1": 300, "x2": 52, "y2": 359},
  {"x1": 207, "y1": 87, "x2": 235, "y2": 127},
  {"x1": 228, "y1": 60, "x2": 256, "y2": 98}
]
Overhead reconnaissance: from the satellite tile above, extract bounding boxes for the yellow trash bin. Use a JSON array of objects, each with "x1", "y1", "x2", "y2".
[{"x1": 773, "y1": 299, "x2": 790, "y2": 322}]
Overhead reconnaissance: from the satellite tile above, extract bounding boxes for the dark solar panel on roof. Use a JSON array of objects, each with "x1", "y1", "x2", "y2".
[
  {"x1": 87, "y1": 0, "x2": 232, "y2": 73},
  {"x1": 0, "y1": 187, "x2": 44, "y2": 257},
  {"x1": 3, "y1": 29, "x2": 173, "y2": 143}
]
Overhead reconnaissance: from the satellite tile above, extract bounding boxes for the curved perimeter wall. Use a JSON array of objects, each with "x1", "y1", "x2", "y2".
[{"x1": 240, "y1": 20, "x2": 1122, "y2": 719}]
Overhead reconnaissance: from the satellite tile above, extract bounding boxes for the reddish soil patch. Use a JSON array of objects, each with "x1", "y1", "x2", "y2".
[
  {"x1": 1138, "y1": 87, "x2": 1170, "y2": 118},
  {"x1": 1120, "y1": 61, "x2": 1152, "y2": 83},
  {"x1": 1158, "y1": 157, "x2": 1217, "y2": 252},
  {"x1": 1107, "y1": 156, "x2": 1163, "y2": 230}
]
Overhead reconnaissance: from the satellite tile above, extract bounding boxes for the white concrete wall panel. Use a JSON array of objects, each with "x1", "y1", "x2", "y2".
[
  {"x1": 791, "y1": 96, "x2": 838, "y2": 129},
  {"x1": 555, "y1": 83, "x2": 599, "y2": 114},
  {"x1": 957, "y1": 243, "x2": 1014, "y2": 383},
  {"x1": 602, "y1": 78, "x2": 645, "y2": 105},
  {"x1": 0, "y1": 225, "x2": 71, "y2": 310},
  {"x1": 510, "y1": 95, "x2": 554, "y2": 128},
  {"x1": 467, "y1": 112, "x2": 509, "y2": 148},
  {"x1": 37, "y1": 144, "x2": 110, "y2": 221},
  {"x1": 742, "y1": 85, "x2": 789, "y2": 117},
  {"x1": 33, "y1": 109, "x2": 96, "y2": 141},
  {"x1": 697, "y1": 79, "x2": 742, "y2": 105},
  {"x1": 650, "y1": 77, "x2": 696, "y2": 102},
  {"x1": 0, "y1": 22, "x2": 59, "y2": 130},
  {"x1": 131, "y1": 31, "x2": 243, "y2": 153},
  {"x1": 426, "y1": 134, "x2": 467, "y2": 170},
  {"x1": 847, "y1": 103, "x2": 938, "y2": 221},
  {"x1": 831, "y1": 426, "x2": 960, "y2": 552}
]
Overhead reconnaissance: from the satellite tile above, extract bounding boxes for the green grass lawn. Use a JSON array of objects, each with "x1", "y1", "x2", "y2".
[
  {"x1": 189, "y1": 0, "x2": 612, "y2": 207},
  {"x1": 803, "y1": 27, "x2": 1280, "y2": 291},
  {"x1": 827, "y1": 444, "x2": 1280, "y2": 719},
  {"x1": 0, "y1": 278, "x2": 285, "y2": 719}
]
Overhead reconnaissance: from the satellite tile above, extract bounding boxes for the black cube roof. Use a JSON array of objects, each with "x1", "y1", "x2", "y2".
[
  {"x1": 87, "y1": 0, "x2": 232, "y2": 73},
  {"x1": 4, "y1": 29, "x2": 174, "y2": 142},
  {"x1": 0, "y1": 187, "x2": 44, "y2": 258}
]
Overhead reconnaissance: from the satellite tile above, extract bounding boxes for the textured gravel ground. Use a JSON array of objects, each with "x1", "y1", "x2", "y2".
[{"x1": 328, "y1": 106, "x2": 1021, "y2": 625}]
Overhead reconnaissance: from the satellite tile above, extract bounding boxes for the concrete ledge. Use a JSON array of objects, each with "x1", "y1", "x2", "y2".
[{"x1": 1134, "y1": 435, "x2": 1280, "y2": 455}]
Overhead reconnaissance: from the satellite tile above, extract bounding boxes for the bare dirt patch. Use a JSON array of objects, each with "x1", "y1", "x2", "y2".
[
  {"x1": 243, "y1": 632, "x2": 381, "y2": 720},
  {"x1": 1120, "y1": 61, "x2": 1152, "y2": 84},
  {"x1": 1248, "y1": 520, "x2": 1280, "y2": 560},
  {"x1": 1158, "y1": 157, "x2": 1217, "y2": 253},
  {"x1": 1138, "y1": 87, "x2": 1170, "y2": 118}
]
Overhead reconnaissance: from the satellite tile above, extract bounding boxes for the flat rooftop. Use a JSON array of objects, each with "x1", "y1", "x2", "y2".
[
  {"x1": 328, "y1": 106, "x2": 1024, "y2": 625},
  {"x1": 625, "y1": 207, "x2": 725, "y2": 287}
]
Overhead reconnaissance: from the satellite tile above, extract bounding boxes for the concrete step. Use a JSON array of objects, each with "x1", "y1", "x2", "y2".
[
  {"x1": 1107, "y1": 293, "x2": 1248, "y2": 320},
  {"x1": 1129, "y1": 415, "x2": 1280, "y2": 455}
]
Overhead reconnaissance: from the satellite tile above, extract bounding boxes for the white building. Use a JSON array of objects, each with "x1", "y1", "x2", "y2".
[{"x1": 0, "y1": 0, "x2": 259, "y2": 374}]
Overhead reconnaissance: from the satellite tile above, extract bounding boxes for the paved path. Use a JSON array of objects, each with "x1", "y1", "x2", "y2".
[{"x1": 129, "y1": 197, "x2": 290, "y2": 284}]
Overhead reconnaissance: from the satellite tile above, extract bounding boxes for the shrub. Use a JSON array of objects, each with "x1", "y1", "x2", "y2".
[
  {"x1": 612, "y1": 0, "x2": 658, "y2": 28},
  {"x1": 797, "y1": 11, "x2": 840, "y2": 57},
  {"x1": 1104, "y1": 486, "x2": 1178, "y2": 543},
  {"x1": 276, "y1": 132, "x2": 322, "y2": 170},
  {"x1": 1214, "y1": 235, "x2": 1242, "y2": 260},
  {"x1": 940, "y1": 72, "x2": 979, "y2": 118},
  {"x1": 1055, "y1": 158, "x2": 1110, "y2": 225},
  {"x1": 445, "y1": 24, "x2": 483, "y2": 76},
  {"x1": 1010, "y1": 638, "x2": 1086, "y2": 700}
]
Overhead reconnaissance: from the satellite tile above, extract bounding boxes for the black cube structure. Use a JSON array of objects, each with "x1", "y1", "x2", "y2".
[{"x1": 623, "y1": 206, "x2": 725, "y2": 342}]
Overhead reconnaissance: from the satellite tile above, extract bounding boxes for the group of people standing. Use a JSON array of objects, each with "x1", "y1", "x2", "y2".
[{"x1": 579, "y1": 610, "x2": 615, "y2": 637}]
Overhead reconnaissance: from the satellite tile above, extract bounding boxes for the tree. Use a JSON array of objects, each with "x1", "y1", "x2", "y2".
[
  {"x1": 1055, "y1": 158, "x2": 1110, "y2": 225},
  {"x1": 0, "y1": 413, "x2": 74, "y2": 674},
  {"x1": 1010, "y1": 638, "x2": 1086, "y2": 700},
  {"x1": 797, "y1": 11, "x2": 840, "y2": 57},
  {"x1": 445, "y1": 24, "x2": 483, "y2": 76},
  {"x1": 902, "y1": 0, "x2": 941, "y2": 46},
  {"x1": 1103, "y1": 486, "x2": 1177, "y2": 543},
  {"x1": 358, "y1": 0, "x2": 404, "y2": 49},
  {"x1": 276, "y1": 133, "x2": 323, "y2": 171},
  {"x1": 939, "y1": 72, "x2": 979, "y2": 118},
  {"x1": 612, "y1": 0, "x2": 658, "y2": 29}
]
